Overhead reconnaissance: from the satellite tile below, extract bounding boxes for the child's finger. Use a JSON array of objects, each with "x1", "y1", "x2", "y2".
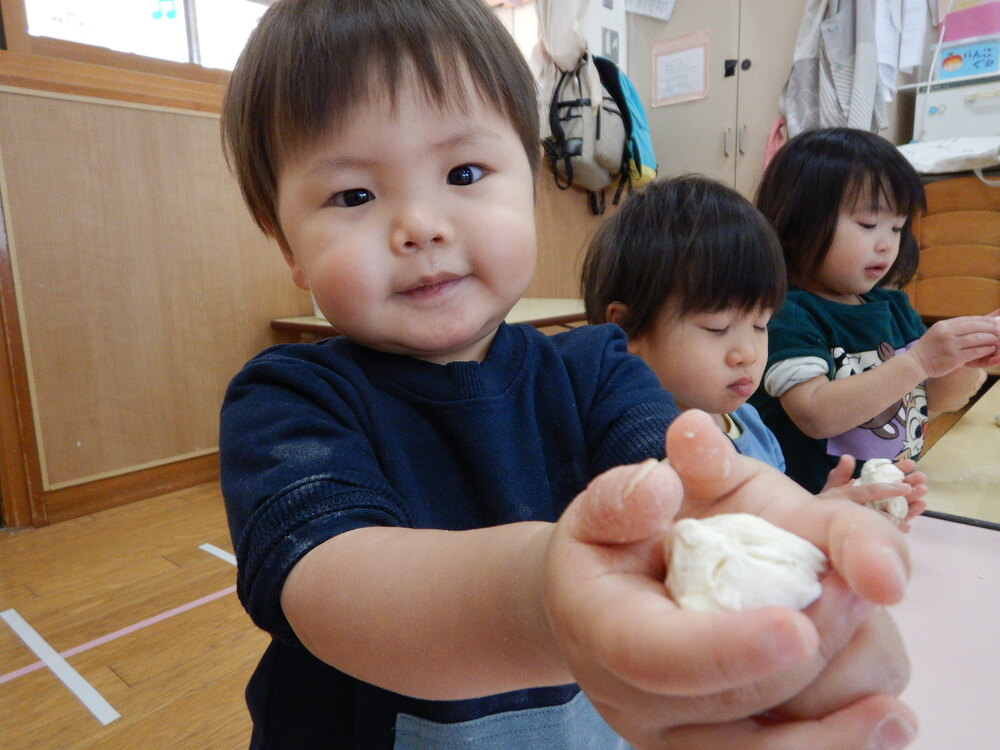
[
  {"x1": 664, "y1": 409, "x2": 762, "y2": 505},
  {"x1": 824, "y1": 505, "x2": 910, "y2": 604},
  {"x1": 561, "y1": 458, "x2": 683, "y2": 545},
  {"x1": 657, "y1": 694, "x2": 917, "y2": 750},
  {"x1": 820, "y1": 454, "x2": 855, "y2": 492},
  {"x1": 586, "y1": 600, "x2": 820, "y2": 696},
  {"x1": 759, "y1": 500, "x2": 909, "y2": 606},
  {"x1": 838, "y1": 481, "x2": 912, "y2": 506}
]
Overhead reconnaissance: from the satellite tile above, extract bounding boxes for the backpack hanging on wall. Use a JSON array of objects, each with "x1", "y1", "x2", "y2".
[{"x1": 542, "y1": 52, "x2": 657, "y2": 215}]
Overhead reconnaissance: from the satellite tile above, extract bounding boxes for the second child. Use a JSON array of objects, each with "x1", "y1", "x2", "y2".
[{"x1": 582, "y1": 174, "x2": 926, "y2": 522}]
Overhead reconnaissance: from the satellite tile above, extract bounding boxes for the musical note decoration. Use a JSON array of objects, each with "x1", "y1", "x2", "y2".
[{"x1": 152, "y1": 0, "x2": 177, "y2": 20}]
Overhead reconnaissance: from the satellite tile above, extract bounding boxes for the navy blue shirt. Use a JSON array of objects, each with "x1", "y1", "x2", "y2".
[{"x1": 220, "y1": 323, "x2": 678, "y2": 749}]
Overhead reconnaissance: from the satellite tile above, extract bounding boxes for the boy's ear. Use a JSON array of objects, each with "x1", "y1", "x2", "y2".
[
  {"x1": 260, "y1": 214, "x2": 311, "y2": 291},
  {"x1": 279, "y1": 246, "x2": 310, "y2": 291},
  {"x1": 605, "y1": 302, "x2": 629, "y2": 327}
]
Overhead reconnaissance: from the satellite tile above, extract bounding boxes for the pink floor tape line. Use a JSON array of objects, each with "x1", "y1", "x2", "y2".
[
  {"x1": 0, "y1": 584, "x2": 237, "y2": 685},
  {"x1": 0, "y1": 544, "x2": 239, "y2": 686}
]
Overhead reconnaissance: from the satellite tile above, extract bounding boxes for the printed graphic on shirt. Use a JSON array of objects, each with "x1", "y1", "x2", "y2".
[{"x1": 825, "y1": 341, "x2": 928, "y2": 462}]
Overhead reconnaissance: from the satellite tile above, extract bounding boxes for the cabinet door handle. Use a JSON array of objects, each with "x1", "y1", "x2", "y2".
[
  {"x1": 738, "y1": 124, "x2": 747, "y2": 155},
  {"x1": 965, "y1": 88, "x2": 1000, "y2": 102},
  {"x1": 724, "y1": 127, "x2": 731, "y2": 157}
]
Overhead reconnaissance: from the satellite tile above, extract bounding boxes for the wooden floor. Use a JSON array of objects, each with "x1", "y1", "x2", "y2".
[{"x1": 0, "y1": 482, "x2": 269, "y2": 749}]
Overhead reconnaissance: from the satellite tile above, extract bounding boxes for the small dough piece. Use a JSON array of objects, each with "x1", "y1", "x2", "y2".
[
  {"x1": 856, "y1": 458, "x2": 908, "y2": 520},
  {"x1": 666, "y1": 513, "x2": 827, "y2": 613}
]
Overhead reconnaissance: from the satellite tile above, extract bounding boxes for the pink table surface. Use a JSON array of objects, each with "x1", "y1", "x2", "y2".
[{"x1": 891, "y1": 515, "x2": 1000, "y2": 749}]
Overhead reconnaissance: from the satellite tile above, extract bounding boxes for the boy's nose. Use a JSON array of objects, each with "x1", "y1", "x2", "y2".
[
  {"x1": 727, "y1": 341, "x2": 756, "y2": 366},
  {"x1": 390, "y1": 205, "x2": 452, "y2": 254}
]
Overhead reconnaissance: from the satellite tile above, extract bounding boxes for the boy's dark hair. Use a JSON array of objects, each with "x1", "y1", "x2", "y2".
[
  {"x1": 582, "y1": 174, "x2": 787, "y2": 339},
  {"x1": 221, "y1": 0, "x2": 539, "y2": 246},
  {"x1": 755, "y1": 127, "x2": 926, "y2": 289}
]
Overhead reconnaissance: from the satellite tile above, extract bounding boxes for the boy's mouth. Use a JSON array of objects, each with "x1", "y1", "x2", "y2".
[
  {"x1": 401, "y1": 273, "x2": 463, "y2": 298},
  {"x1": 727, "y1": 377, "x2": 755, "y2": 398}
]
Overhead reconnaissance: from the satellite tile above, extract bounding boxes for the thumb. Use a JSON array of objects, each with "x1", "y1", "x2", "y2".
[
  {"x1": 665, "y1": 409, "x2": 754, "y2": 500},
  {"x1": 821, "y1": 454, "x2": 856, "y2": 492},
  {"x1": 561, "y1": 458, "x2": 683, "y2": 545}
]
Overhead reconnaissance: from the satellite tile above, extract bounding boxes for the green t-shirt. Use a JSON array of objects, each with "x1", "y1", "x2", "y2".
[{"x1": 750, "y1": 286, "x2": 927, "y2": 492}]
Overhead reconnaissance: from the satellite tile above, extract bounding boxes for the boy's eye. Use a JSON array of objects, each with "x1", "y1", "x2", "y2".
[
  {"x1": 447, "y1": 164, "x2": 486, "y2": 186},
  {"x1": 753, "y1": 325, "x2": 768, "y2": 333},
  {"x1": 858, "y1": 222, "x2": 876, "y2": 230},
  {"x1": 703, "y1": 327, "x2": 728, "y2": 335},
  {"x1": 330, "y1": 188, "x2": 375, "y2": 207}
]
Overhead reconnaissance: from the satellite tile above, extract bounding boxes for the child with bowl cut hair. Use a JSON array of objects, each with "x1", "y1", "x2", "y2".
[{"x1": 219, "y1": 3, "x2": 918, "y2": 748}]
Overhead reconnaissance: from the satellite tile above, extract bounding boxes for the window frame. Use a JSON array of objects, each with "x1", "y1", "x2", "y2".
[{"x1": 0, "y1": 0, "x2": 230, "y2": 87}]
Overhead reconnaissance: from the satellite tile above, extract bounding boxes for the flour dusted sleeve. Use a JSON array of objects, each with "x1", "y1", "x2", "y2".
[{"x1": 219, "y1": 342, "x2": 407, "y2": 639}]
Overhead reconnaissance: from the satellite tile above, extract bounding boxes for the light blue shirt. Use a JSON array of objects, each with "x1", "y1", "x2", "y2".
[{"x1": 730, "y1": 402, "x2": 786, "y2": 473}]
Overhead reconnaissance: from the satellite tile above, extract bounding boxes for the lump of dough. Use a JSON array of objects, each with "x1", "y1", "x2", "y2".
[
  {"x1": 666, "y1": 513, "x2": 827, "y2": 613},
  {"x1": 856, "y1": 458, "x2": 908, "y2": 520}
]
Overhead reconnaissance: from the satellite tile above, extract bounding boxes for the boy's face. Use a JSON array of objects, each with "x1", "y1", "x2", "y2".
[
  {"x1": 629, "y1": 303, "x2": 771, "y2": 419},
  {"x1": 274, "y1": 74, "x2": 537, "y2": 364}
]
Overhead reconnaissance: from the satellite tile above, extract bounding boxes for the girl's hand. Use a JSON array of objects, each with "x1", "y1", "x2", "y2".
[
  {"x1": 544, "y1": 411, "x2": 916, "y2": 749},
  {"x1": 964, "y1": 309, "x2": 1000, "y2": 369},
  {"x1": 908, "y1": 316, "x2": 1000, "y2": 378},
  {"x1": 819, "y1": 456, "x2": 927, "y2": 532}
]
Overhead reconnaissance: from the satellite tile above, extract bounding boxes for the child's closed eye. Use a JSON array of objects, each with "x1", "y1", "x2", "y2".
[
  {"x1": 328, "y1": 188, "x2": 376, "y2": 208},
  {"x1": 447, "y1": 164, "x2": 487, "y2": 186}
]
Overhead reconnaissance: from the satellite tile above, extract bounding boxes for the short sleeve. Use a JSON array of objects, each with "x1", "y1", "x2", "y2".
[
  {"x1": 553, "y1": 324, "x2": 679, "y2": 474},
  {"x1": 220, "y1": 346, "x2": 407, "y2": 639},
  {"x1": 766, "y1": 295, "x2": 835, "y2": 374}
]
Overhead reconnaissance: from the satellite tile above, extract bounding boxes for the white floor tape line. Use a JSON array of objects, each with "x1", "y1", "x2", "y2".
[
  {"x1": 198, "y1": 543, "x2": 237, "y2": 566},
  {"x1": 1, "y1": 609, "x2": 120, "y2": 725}
]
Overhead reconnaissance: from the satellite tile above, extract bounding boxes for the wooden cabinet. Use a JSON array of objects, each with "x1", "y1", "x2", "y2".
[
  {"x1": 626, "y1": 0, "x2": 806, "y2": 198},
  {"x1": 905, "y1": 175, "x2": 1000, "y2": 322}
]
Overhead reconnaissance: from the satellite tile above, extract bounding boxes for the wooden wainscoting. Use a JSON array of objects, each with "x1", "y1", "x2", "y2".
[{"x1": 0, "y1": 87, "x2": 312, "y2": 526}]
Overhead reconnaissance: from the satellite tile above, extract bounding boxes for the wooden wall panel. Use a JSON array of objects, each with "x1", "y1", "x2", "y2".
[
  {"x1": 0, "y1": 89, "x2": 310, "y2": 491},
  {"x1": 528, "y1": 176, "x2": 618, "y2": 299}
]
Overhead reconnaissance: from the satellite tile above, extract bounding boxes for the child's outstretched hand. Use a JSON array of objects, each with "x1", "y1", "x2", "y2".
[
  {"x1": 820, "y1": 455, "x2": 928, "y2": 531},
  {"x1": 966, "y1": 308, "x2": 1000, "y2": 369},
  {"x1": 908, "y1": 313, "x2": 1000, "y2": 377},
  {"x1": 544, "y1": 410, "x2": 916, "y2": 750}
]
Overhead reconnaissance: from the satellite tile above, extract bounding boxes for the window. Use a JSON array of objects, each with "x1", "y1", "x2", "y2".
[
  {"x1": 21, "y1": 0, "x2": 269, "y2": 71},
  {"x1": 491, "y1": 0, "x2": 537, "y2": 58}
]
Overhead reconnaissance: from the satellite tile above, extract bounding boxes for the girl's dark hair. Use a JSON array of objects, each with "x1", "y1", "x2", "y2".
[
  {"x1": 755, "y1": 127, "x2": 926, "y2": 288},
  {"x1": 582, "y1": 175, "x2": 787, "y2": 339},
  {"x1": 221, "y1": 0, "x2": 539, "y2": 246}
]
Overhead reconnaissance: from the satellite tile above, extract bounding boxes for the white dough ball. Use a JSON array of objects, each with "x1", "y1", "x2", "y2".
[
  {"x1": 857, "y1": 458, "x2": 908, "y2": 520},
  {"x1": 666, "y1": 513, "x2": 827, "y2": 613}
]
